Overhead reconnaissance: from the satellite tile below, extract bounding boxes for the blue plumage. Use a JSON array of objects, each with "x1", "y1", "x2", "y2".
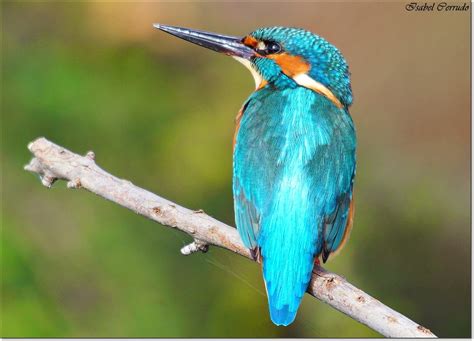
[
  {"x1": 234, "y1": 86, "x2": 355, "y2": 325},
  {"x1": 155, "y1": 24, "x2": 356, "y2": 327}
]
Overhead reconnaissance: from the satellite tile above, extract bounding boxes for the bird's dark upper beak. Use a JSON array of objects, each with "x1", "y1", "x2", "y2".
[{"x1": 153, "y1": 24, "x2": 255, "y2": 60}]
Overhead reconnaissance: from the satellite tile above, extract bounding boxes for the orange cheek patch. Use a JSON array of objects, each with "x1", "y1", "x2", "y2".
[{"x1": 268, "y1": 53, "x2": 311, "y2": 77}]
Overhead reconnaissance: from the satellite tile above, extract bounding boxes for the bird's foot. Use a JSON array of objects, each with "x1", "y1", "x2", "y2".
[{"x1": 250, "y1": 248, "x2": 262, "y2": 263}]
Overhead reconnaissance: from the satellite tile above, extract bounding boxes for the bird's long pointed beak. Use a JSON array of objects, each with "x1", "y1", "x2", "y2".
[{"x1": 153, "y1": 24, "x2": 255, "y2": 60}]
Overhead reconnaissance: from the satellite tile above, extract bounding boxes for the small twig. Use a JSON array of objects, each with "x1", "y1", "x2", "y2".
[
  {"x1": 180, "y1": 239, "x2": 209, "y2": 255},
  {"x1": 24, "y1": 137, "x2": 436, "y2": 338}
]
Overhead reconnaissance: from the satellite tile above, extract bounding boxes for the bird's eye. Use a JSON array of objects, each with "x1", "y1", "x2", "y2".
[
  {"x1": 256, "y1": 41, "x2": 282, "y2": 55},
  {"x1": 266, "y1": 42, "x2": 281, "y2": 54}
]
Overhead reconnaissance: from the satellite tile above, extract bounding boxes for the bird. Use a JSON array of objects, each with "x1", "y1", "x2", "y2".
[{"x1": 154, "y1": 24, "x2": 356, "y2": 326}]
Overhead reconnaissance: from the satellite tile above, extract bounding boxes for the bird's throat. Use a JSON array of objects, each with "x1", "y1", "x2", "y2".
[{"x1": 233, "y1": 56, "x2": 266, "y2": 90}]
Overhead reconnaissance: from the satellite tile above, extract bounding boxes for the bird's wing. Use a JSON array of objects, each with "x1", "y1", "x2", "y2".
[
  {"x1": 321, "y1": 169, "x2": 355, "y2": 262},
  {"x1": 232, "y1": 101, "x2": 263, "y2": 250},
  {"x1": 233, "y1": 91, "x2": 275, "y2": 250},
  {"x1": 309, "y1": 106, "x2": 356, "y2": 263},
  {"x1": 233, "y1": 177, "x2": 260, "y2": 249}
]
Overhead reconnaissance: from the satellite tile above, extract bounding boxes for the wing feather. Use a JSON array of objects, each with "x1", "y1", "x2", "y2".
[{"x1": 233, "y1": 178, "x2": 260, "y2": 249}]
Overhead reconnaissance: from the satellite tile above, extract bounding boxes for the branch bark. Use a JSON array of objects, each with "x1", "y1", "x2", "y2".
[{"x1": 24, "y1": 137, "x2": 436, "y2": 338}]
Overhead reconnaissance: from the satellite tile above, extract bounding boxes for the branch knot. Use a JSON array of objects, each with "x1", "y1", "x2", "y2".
[{"x1": 180, "y1": 239, "x2": 209, "y2": 255}]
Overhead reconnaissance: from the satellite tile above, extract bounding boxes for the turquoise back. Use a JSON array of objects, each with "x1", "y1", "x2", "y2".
[{"x1": 233, "y1": 86, "x2": 356, "y2": 325}]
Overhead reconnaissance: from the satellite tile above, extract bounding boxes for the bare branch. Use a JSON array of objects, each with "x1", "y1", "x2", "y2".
[{"x1": 24, "y1": 137, "x2": 436, "y2": 338}]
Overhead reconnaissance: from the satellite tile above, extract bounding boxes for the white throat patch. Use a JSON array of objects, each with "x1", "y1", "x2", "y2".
[
  {"x1": 292, "y1": 73, "x2": 343, "y2": 108},
  {"x1": 232, "y1": 56, "x2": 263, "y2": 89}
]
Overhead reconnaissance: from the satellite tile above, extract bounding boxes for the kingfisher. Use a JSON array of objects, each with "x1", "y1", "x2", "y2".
[{"x1": 154, "y1": 24, "x2": 356, "y2": 326}]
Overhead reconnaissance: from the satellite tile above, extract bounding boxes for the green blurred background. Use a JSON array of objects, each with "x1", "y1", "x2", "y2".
[{"x1": 1, "y1": 1, "x2": 470, "y2": 337}]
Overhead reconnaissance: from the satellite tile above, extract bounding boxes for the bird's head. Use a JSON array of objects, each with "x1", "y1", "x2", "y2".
[{"x1": 154, "y1": 25, "x2": 352, "y2": 108}]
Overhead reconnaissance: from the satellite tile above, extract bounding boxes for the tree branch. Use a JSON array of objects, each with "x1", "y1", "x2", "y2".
[{"x1": 24, "y1": 137, "x2": 436, "y2": 338}]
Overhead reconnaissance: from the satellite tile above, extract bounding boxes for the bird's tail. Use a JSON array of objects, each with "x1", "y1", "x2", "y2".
[
  {"x1": 269, "y1": 300, "x2": 298, "y2": 326},
  {"x1": 262, "y1": 251, "x2": 316, "y2": 326},
  {"x1": 259, "y1": 208, "x2": 321, "y2": 326}
]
